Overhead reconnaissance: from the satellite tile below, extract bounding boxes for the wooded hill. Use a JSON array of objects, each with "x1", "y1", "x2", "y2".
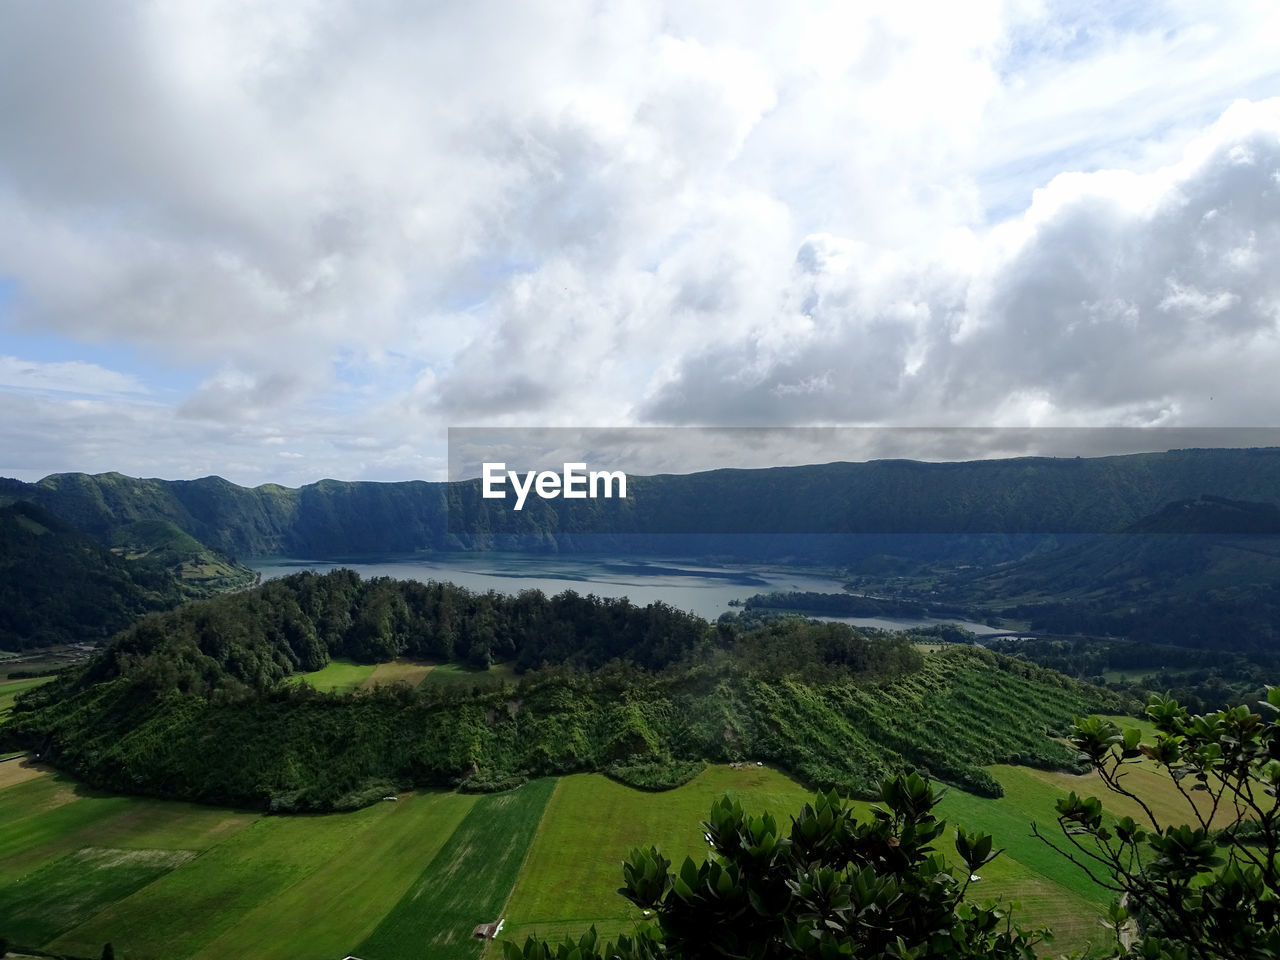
[
  {"x1": 0, "y1": 500, "x2": 256, "y2": 650},
  {"x1": 936, "y1": 496, "x2": 1280, "y2": 650},
  {"x1": 2, "y1": 571, "x2": 1117, "y2": 812},
  {"x1": 736, "y1": 496, "x2": 1280, "y2": 652}
]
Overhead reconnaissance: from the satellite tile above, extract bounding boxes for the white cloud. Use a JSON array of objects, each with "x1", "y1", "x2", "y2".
[
  {"x1": 644, "y1": 97, "x2": 1280, "y2": 428},
  {"x1": 0, "y1": 2, "x2": 1278, "y2": 483},
  {"x1": 0, "y1": 356, "x2": 149, "y2": 398}
]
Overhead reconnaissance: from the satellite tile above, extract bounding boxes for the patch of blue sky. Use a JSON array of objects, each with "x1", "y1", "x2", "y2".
[
  {"x1": 997, "y1": 0, "x2": 1166, "y2": 80},
  {"x1": 438, "y1": 254, "x2": 537, "y2": 312},
  {"x1": 0, "y1": 277, "x2": 201, "y2": 397},
  {"x1": 976, "y1": 139, "x2": 1116, "y2": 222},
  {"x1": 304, "y1": 348, "x2": 413, "y2": 417}
]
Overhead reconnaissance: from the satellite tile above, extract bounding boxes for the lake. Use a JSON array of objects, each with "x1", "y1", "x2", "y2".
[{"x1": 251, "y1": 554, "x2": 1003, "y2": 635}]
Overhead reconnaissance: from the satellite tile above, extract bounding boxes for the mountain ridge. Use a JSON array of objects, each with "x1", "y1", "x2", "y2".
[{"x1": 5, "y1": 446, "x2": 1280, "y2": 560}]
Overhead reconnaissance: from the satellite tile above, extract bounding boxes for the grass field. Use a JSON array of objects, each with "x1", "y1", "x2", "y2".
[
  {"x1": 356, "y1": 778, "x2": 556, "y2": 960},
  {"x1": 420, "y1": 660, "x2": 518, "y2": 693},
  {"x1": 292, "y1": 658, "x2": 377, "y2": 693},
  {"x1": 0, "y1": 731, "x2": 1224, "y2": 960},
  {"x1": 0, "y1": 847, "x2": 195, "y2": 945},
  {"x1": 360, "y1": 659, "x2": 435, "y2": 690},
  {"x1": 186, "y1": 791, "x2": 477, "y2": 960},
  {"x1": 50, "y1": 791, "x2": 478, "y2": 960},
  {"x1": 0, "y1": 675, "x2": 52, "y2": 717},
  {"x1": 495, "y1": 765, "x2": 830, "y2": 949}
]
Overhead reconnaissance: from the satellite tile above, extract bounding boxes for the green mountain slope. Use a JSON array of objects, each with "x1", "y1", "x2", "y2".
[
  {"x1": 0, "y1": 501, "x2": 179, "y2": 650},
  {"x1": 107, "y1": 519, "x2": 258, "y2": 593},
  {"x1": 0, "y1": 500, "x2": 257, "y2": 651},
  {"x1": 4, "y1": 446, "x2": 1280, "y2": 559},
  {"x1": 941, "y1": 496, "x2": 1280, "y2": 649}
]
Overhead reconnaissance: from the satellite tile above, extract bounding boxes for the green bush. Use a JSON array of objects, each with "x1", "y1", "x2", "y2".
[{"x1": 604, "y1": 760, "x2": 706, "y2": 791}]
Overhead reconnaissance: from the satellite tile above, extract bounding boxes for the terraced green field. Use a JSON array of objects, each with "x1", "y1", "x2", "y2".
[{"x1": 1, "y1": 732, "x2": 1196, "y2": 960}]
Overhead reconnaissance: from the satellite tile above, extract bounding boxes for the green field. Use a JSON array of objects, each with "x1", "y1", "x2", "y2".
[
  {"x1": 495, "y1": 765, "x2": 833, "y2": 948},
  {"x1": 290, "y1": 658, "x2": 437, "y2": 694},
  {"x1": 357, "y1": 778, "x2": 556, "y2": 960},
  {"x1": 291, "y1": 658, "x2": 377, "y2": 693},
  {"x1": 361, "y1": 660, "x2": 436, "y2": 690},
  {"x1": 0, "y1": 846, "x2": 195, "y2": 945},
  {"x1": 0, "y1": 741, "x2": 1205, "y2": 960},
  {"x1": 0, "y1": 675, "x2": 52, "y2": 716},
  {"x1": 420, "y1": 660, "x2": 518, "y2": 692}
]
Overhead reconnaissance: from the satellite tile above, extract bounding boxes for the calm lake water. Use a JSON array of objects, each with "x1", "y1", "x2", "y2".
[{"x1": 251, "y1": 554, "x2": 1002, "y2": 635}]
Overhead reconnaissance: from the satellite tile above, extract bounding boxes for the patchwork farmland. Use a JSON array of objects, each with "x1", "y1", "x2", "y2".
[{"x1": 0, "y1": 754, "x2": 1170, "y2": 959}]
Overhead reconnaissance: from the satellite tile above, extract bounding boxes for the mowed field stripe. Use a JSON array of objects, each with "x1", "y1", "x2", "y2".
[
  {"x1": 0, "y1": 847, "x2": 194, "y2": 948},
  {"x1": 0, "y1": 756, "x2": 49, "y2": 791},
  {"x1": 356, "y1": 777, "x2": 558, "y2": 960},
  {"x1": 50, "y1": 803, "x2": 403, "y2": 960},
  {"x1": 0, "y1": 777, "x2": 141, "y2": 886},
  {"x1": 189, "y1": 789, "x2": 477, "y2": 960},
  {"x1": 494, "y1": 765, "x2": 821, "y2": 950},
  {"x1": 359, "y1": 660, "x2": 435, "y2": 691}
]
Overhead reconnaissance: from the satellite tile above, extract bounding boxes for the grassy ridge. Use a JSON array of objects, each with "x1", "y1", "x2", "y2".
[{"x1": 9, "y1": 646, "x2": 1113, "y2": 812}]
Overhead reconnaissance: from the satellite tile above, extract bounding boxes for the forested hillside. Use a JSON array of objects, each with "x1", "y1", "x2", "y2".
[
  {"x1": 4, "y1": 446, "x2": 1280, "y2": 559},
  {"x1": 939, "y1": 496, "x2": 1280, "y2": 649},
  {"x1": 2, "y1": 571, "x2": 1116, "y2": 811},
  {"x1": 0, "y1": 501, "x2": 252, "y2": 650},
  {"x1": 0, "y1": 499, "x2": 257, "y2": 650}
]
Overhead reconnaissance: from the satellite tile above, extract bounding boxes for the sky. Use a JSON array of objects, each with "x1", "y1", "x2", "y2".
[{"x1": 1, "y1": 0, "x2": 1279, "y2": 486}]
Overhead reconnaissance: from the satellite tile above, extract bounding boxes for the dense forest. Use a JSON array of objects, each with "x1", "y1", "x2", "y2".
[
  {"x1": 934, "y1": 498, "x2": 1280, "y2": 650},
  {"x1": 752, "y1": 497, "x2": 1280, "y2": 652},
  {"x1": 0, "y1": 500, "x2": 255, "y2": 650},
  {"x1": 3, "y1": 571, "x2": 1117, "y2": 812},
  {"x1": 740, "y1": 590, "x2": 974, "y2": 621}
]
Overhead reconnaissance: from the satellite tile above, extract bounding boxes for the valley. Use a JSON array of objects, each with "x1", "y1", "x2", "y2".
[
  {"x1": 3, "y1": 449, "x2": 1280, "y2": 959},
  {"x1": 0, "y1": 747, "x2": 1193, "y2": 960}
]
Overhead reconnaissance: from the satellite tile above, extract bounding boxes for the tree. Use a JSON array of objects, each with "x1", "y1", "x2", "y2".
[
  {"x1": 504, "y1": 772, "x2": 1046, "y2": 959},
  {"x1": 101, "y1": 944, "x2": 115, "y2": 960},
  {"x1": 1036, "y1": 693, "x2": 1280, "y2": 959}
]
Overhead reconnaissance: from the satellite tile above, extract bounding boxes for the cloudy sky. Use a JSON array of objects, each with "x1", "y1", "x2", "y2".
[{"x1": 2, "y1": 0, "x2": 1279, "y2": 486}]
